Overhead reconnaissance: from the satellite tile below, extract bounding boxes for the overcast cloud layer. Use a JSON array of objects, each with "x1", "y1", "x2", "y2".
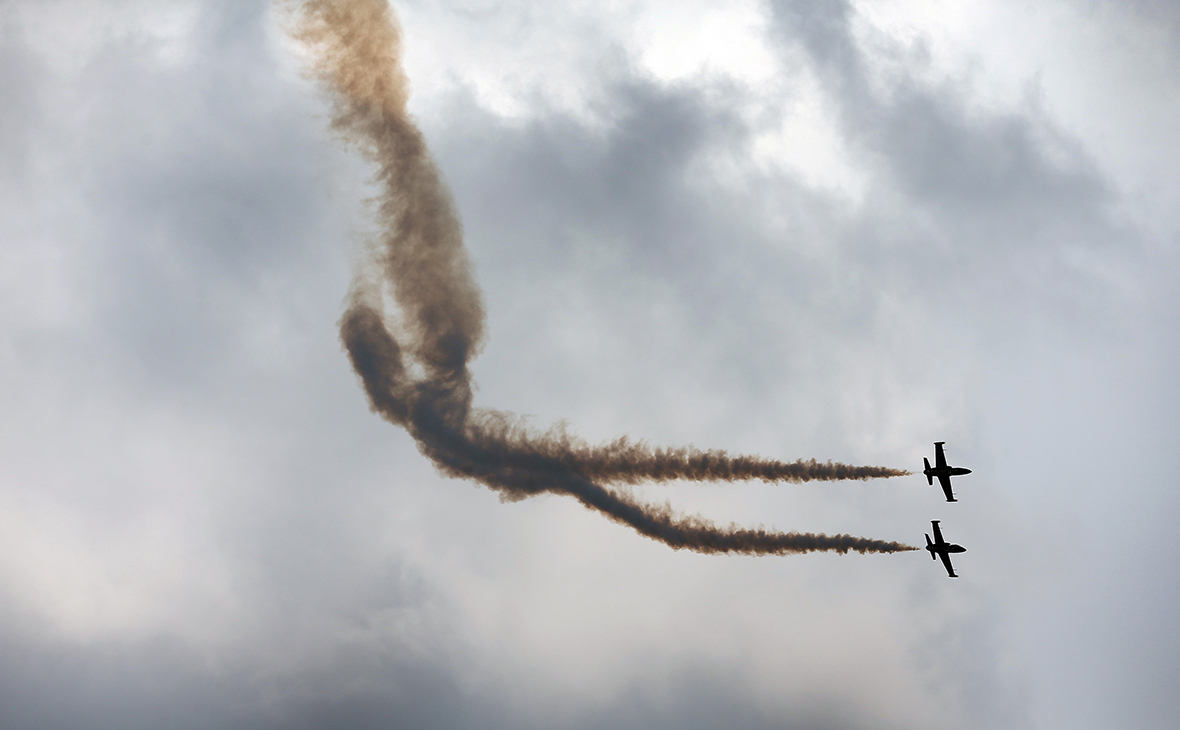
[{"x1": 0, "y1": 1, "x2": 1177, "y2": 729}]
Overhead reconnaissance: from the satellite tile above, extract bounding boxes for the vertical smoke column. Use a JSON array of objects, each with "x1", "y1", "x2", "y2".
[
  {"x1": 297, "y1": 0, "x2": 484, "y2": 401},
  {"x1": 292, "y1": 0, "x2": 916, "y2": 555}
]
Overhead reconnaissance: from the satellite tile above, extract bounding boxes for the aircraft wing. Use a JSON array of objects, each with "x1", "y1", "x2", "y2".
[
  {"x1": 930, "y1": 520, "x2": 945, "y2": 544},
  {"x1": 934, "y1": 441, "x2": 948, "y2": 469},
  {"x1": 938, "y1": 474, "x2": 957, "y2": 502},
  {"x1": 939, "y1": 550, "x2": 958, "y2": 578}
]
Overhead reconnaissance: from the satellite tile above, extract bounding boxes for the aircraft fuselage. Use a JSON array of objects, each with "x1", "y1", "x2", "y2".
[
  {"x1": 926, "y1": 543, "x2": 966, "y2": 556},
  {"x1": 924, "y1": 465, "x2": 972, "y2": 478}
]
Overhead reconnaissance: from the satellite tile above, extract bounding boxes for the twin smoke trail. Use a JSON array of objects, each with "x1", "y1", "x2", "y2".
[{"x1": 293, "y1": 0, "x2": 916, "y2": 555}]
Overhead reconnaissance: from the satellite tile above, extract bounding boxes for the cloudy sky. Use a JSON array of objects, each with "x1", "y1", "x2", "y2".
[{"x1": 1, "y1": 0, "x2": 1177, "y2": 728}]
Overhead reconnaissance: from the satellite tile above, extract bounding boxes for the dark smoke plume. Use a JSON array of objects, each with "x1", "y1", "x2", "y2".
[{"x1": 293, "y1": 0, "x2": 916, "y2": 556}]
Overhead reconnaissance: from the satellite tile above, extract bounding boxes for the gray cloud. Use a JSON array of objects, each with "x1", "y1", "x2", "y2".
[
  {"x1": 768, "y1": 0, "x2": 1131, "y2": 318},
  {"x1": 0, "y1": 1, "x2": 1177, "y2": 729}
]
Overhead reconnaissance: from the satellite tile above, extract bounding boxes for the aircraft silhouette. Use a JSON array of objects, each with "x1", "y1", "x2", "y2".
[
  {"x1": 925, "y1": 520, "x2": 966, "y2": 578},
  {"x1": 924, "y1": 441, "x2": 971, "y2": 502}
]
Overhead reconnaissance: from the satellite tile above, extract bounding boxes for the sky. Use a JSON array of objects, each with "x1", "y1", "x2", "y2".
[{"x1": 0, "y1": 0, "x2": 1177, "y2": 728}]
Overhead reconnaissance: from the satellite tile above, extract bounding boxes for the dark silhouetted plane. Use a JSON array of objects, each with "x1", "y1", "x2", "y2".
[
  {"x1": 924, "y1": 441, "x2": 971, "y2": 502},
  {"x1": 925, "y1": 520, "x2": 965, "y2": 578}
]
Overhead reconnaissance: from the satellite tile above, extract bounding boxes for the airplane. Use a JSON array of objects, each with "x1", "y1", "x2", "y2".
[
  {"x1": 923, "y1": 441, "x2": 971, "y2": 502},
  {"x1": 925, "y1": 520, "x2": 966, "y2": 578}
]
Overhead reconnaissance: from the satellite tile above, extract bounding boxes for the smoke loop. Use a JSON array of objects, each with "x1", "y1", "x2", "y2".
[{"x1": 294, "y1": 0, "x2": 916, "y2": 556}]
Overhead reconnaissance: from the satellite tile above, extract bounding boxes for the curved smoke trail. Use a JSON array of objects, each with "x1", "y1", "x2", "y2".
[{"x1": 294, "y1": 0, "x2": 916, "y2": 555}]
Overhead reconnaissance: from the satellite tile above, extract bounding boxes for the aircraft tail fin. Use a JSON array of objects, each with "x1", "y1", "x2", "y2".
[
  {"x1": 924, "y1": 458, "x2": 932, "y2": 485},
  {"x1": 925, "y1": 534, "x2": 935, "y2": 559}
]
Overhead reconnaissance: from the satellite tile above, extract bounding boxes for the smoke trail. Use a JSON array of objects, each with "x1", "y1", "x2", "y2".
[{"x1": 295, "y1": 0, "x2": 916, "y2": 556}]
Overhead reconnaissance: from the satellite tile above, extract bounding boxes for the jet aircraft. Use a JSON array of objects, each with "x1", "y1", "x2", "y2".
[
  {"x1": 924, "y1": 441, "x2": 971, "y2": 502},
  {"x1": 925, "y1": 520, "x2": 966, "y2": 578}
]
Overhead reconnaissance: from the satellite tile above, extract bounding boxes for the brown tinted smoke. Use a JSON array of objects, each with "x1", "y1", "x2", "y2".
[{"x1": 295, "y1": 0, "x2": 916, "y2": 555}]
